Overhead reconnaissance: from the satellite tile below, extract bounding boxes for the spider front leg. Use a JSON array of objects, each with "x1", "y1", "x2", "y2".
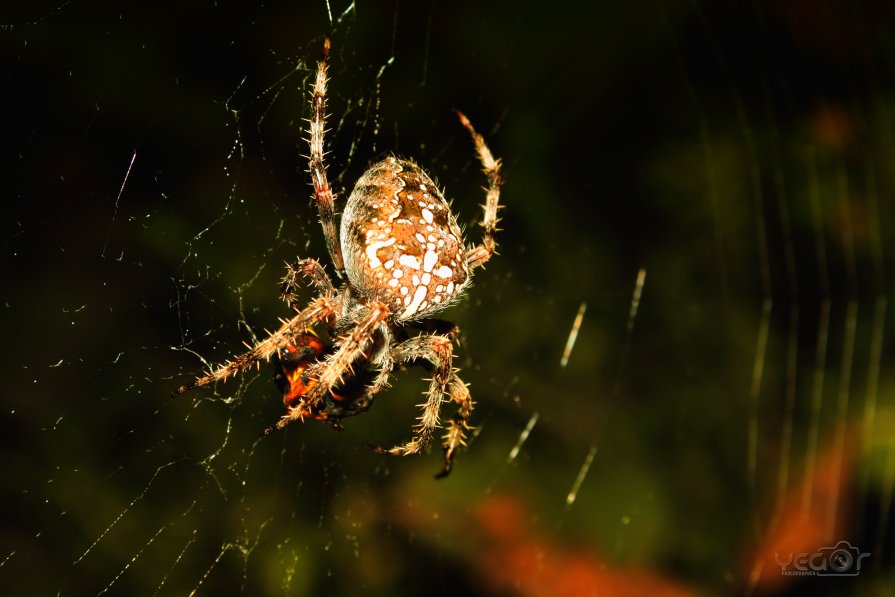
[
  {"x1": 307, "y1": 36, "x2": 345, "y2": 278},
  {"x1": 280, "y1": 257, "x2": 335, "y2": 308},
  {"x1": 456, "y1": 111, "x2": 503, "y2": 271},
  {"x1": 174, "y1": 296, "x2": 338, "y2": 396}
]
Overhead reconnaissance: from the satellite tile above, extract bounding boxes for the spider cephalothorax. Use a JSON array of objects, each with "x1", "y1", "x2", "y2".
[{"x1": 176, "y1": 37, "x2": 502, "y2": 477}]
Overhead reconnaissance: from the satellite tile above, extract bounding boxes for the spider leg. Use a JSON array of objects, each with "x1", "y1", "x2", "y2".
[
  {"x1": 174, "y1": 297, "x2": 338, "y2": 396},
  {"x1": 276, "y1": 301, "x2": 390, "y2": 429},
  {"x1": 281, "y1": 257, "x2": 335, "y2": 308},
  {"x1": 307, "y1": 36, "x2": 346, "y2": 279},
  {"x1": 367, "y1": 334, "x2": 455, "y2": 461},
  {"x1": 436, "y1": 373, "x2": 474, "y2": 479},
  {"x1": 364, "y1": 357, "x2": 395, "y2": 400},
  {"x1": 456, "y1": 111, "x2": 503, "y2": 271}
]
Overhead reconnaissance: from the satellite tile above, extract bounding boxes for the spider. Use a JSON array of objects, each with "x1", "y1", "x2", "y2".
[{"x1": 175, "y1": 37, "x2": 502, "y2": 478}]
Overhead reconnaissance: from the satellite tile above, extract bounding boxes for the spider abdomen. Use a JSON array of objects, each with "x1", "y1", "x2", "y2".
[{"x1": 340, "y1": 157, "x2": 470, "y2": 320}]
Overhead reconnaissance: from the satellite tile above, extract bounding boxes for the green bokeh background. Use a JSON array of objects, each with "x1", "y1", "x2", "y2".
[{"x1": 3, "y1": 1, "x2": 895, "y2": 595}]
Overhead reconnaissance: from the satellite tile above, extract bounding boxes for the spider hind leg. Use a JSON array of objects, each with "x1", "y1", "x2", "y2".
[{"x1": 367, "y1": 334, "x2": 473, "y2": 478}]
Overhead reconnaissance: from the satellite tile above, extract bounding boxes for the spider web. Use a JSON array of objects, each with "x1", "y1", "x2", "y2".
[{"x1": 3, "y1": 0, "x2": 895, "y2": 595}]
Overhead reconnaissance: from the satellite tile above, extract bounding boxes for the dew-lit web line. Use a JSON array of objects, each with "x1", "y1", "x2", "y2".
[
  {"x1": 560, "y1": 301, "x2": 587, "y2": 368},
  {"x1": 134, "y1": 439, "x2": 269, "y2": 597},
  {"x1": 484, "y1": 412, "x2": 539, "y2": 495},
  {"x1": 320, "y1": 0, "x2": 357, "y2": 37},
  {"x1": 101, "y1": 149, "x2": 136, "y2": 258},
  {"x1": 626, "y1": 268, "x2": 647, "y2": 333},
  {"x1": 72, "y1": 460, "x2": 187, "y2": 566},
  {"x1": 1, "y1": 0, "x2": 72, "y2": 26},
  {"x1": 97, "y1": 498, "x2": 201, "y2": 595},
  {"x1": 0, "y1": 551, "x2": 14, "y2": 570},
  {"x1": 801, "y1": 146, "x2": 831, "y2": 517},
  {"x1": 230, "y1": 437, "x2": 275, "y2": 595},
  {"x1": 154, "y1": 531, "x2": 198, "y2": 596},
  {"x1": 565, "y1": 444, "x2": 597, "y2": 509},
  {"x1": 185, "y1": 520, "x2": 269, "y2": 597},
  {"x1": 188, "y1": 549, "x2": 228, "y2": 597},
  {"x1": 508, "y1": 412, "x2": 539, "y2": 464},
  {"x1": 24, "y1": 400, "x2": 213, "y2": 593},
  {"x1": 97, "y1": 522, "x2": 175, "y2": 595},
  {"x1": 827, "y1": 168, "x2": 859, "y2": 537},
  {"x1": 73, "y1": 401, "x2": 237, "y2": 590},
  {"x1": 614, "y1": 268, "x2": 647, "y2": 395}
]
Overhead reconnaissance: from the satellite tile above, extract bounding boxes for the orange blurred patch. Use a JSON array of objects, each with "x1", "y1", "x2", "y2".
[
  {"x1": 472, "y1": 494, "x2": 698, "y2": 597},
  {"x1": 390, "y1": 489, "x2": 698, "y2": 596},
  {"x1": 746, "y1": 426, "x2": 858, "y2": 593}
]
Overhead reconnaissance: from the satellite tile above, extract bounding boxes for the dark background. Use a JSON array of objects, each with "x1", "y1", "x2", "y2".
[{"x1": 3, "y1": 0, "x2": 895, "y2": 595}]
